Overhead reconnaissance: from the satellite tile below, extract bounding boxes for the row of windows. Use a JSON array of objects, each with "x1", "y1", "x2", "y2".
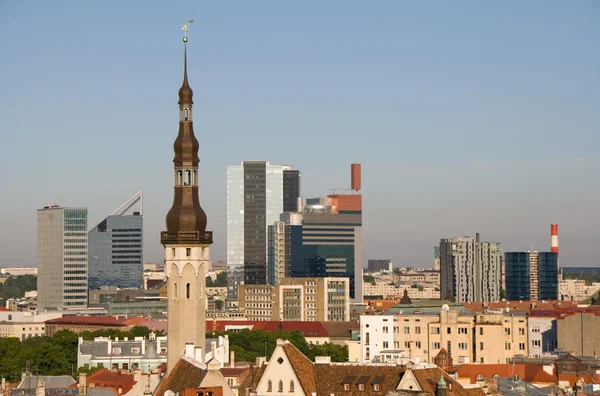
[
  {"x1": 65, "y1": 232, "x2": 87, "y2": 236},
  {"x1": 65, "y1": 258, "x2": 87, "y2": 262},
  {"x1": 266, "y1": 380, "x2": 294, "y2": 393},
  {"x1": 65, "y1": 277, "x2": 87, "y2": 281},
  {"x1": 64, "y1": 264, "x2": 86, "y2": 268},
  {"x1": 64, "y1": 239, "x2": 87, "y2": 243},
  {"x1": 112, "y1": 239, "x2": 142, "y2": 243},
  {"x1": 64, "y1": 270, "x2": 87, "y2": 275},
  {"x1": 113, "y1": 229, "x2": 142, "y2": 232},
  {"x1": 65, "y1": 251, "x2": 87, "y2": 256},
  {"x1": 64, "y1": 245, "x2": 86, "y2": 249}
]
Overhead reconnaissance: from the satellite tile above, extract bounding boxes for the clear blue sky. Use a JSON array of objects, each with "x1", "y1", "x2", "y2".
[{"x1": 1, "y1": 1, "x2": 599, "y2": 268}]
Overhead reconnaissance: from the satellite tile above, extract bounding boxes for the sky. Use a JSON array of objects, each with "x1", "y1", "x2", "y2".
[{"x1": 0, "y1": 1, "x2": 599, "y2": 269}]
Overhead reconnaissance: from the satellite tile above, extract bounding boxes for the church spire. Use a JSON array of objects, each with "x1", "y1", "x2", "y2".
[{"x1": 162, "y1": 19, "x2": 211, "y2": 245}]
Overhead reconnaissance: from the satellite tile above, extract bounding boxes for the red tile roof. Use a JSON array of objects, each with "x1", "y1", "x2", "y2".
[
  {"x1": 45, "y1": 316, "x2": 128, "y2": 326},
  {"x1": 220, "y1": 367, "x2": 250, "y2": 377},
  {"x1": 84, "y1": 369, "x2": 136, "y2": 394},
  {"x1": 282, "y1": 343, "x2": 317, "y2": 394},
  {"x1": 456, "y1": 364, "x2": 556, "y2": 385},
  {"x1": 154, "y1": 359, "x2": 207, "y2": 396},
  {"x1": 0, "y1": 307, "x2": 11, "y2": 312},
  {"x1": 462, "y1": 301, "x2": 579, "y2": 313},
  {"x1": 206, "y1": 320, "x2": 329, "y2": 337}
]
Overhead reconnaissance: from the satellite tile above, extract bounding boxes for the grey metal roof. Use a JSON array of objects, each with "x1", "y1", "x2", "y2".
[{"x1": 18, "y1": 376, "x2": 76, "y2": 390}]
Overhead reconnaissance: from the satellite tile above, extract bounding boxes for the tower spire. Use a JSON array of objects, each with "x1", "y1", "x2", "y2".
[{"x1": 179, "y1": 19, "x2": 193, "y2": 106}]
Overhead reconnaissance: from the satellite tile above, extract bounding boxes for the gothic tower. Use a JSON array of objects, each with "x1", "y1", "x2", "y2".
[{"x1": 161, "y1": 23, "x2": 212, "y2": 374}]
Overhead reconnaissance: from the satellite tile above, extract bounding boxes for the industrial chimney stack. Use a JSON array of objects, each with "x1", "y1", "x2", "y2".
[{"x1": 551, "y1": 224, "x2": 559, "y2": 253}]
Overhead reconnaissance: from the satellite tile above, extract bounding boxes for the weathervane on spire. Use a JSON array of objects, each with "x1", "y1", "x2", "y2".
[{"x1": 182, "y1": 19, "x2": 194, "y2": 42}]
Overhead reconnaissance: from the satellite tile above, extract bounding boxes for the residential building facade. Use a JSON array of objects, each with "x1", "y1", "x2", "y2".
[
  {"x1": 439, "y1": 234, "x2": 501, "y2": 303},
  {"x1": 37, "y1": 204, "x2": 88, "y2": 310},
  {"x1": 88, "y1": 191, "x2": 143, "y2": 289},
  {"x1": 237, "y1": 277, "x2": 350, "y2": 322},
  {"x1": 505, "y1": 251, "x2": 559, "y2": 301},
  {"x1": 0, "y1": 311, "x2": 62, "y2": 340}
]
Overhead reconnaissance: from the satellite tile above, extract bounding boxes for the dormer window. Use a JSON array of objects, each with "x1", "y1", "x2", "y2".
[
  {"x1": 374, "y1": 384, "x2": 380, "y2": 391},
  {"x1": 344, "y1": 384, "x2": 350, "y2": 391},
  {"x1": 359, "y1": 384, "x2": 364, "y2": 391}
]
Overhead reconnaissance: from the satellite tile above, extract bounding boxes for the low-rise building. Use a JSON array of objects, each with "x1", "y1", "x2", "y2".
[
  {"x1": 557, "y1": 310, "x2": 600, "y2": 356},
  {"x1": 363, "y1": 282, "x2": 440, "y2": 299},
  {"x1": 44, "y1": 315, "x2": 143, "y2": 336},
  {"x1": 0, "y1": 267, "x2": 38, "y2": 276},
  {"x1": 559, "y1": 279, "x2": 600, "y2": 301},
  {"x1": 78, "y1": 333, "x2": 230, "y2": 372},
  {"x1": 357, "y1": 308, "x2": 528, "y2": 365},
  {"x1": 0, "y1": 310, "x2": 62, "y2": 340},
  {"x1": 527, "y1": 310, "x2": 559, "y2": 357},
  {"x1": 238, "y1": 277, "x2": 350, "y2": 322}
]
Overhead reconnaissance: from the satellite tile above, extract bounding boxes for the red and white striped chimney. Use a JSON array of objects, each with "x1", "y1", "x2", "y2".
[{"x1": 551, "y1": 224, "x2": 559, "y2": 253}]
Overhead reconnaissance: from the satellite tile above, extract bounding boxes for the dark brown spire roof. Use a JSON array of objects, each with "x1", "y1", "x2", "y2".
[{"x1": 178, "y1": 43, "x2": 193, "y2": 105}]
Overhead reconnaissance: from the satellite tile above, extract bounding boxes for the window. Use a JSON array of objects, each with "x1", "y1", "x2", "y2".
[
  {"x1": 459, "y1": 327, "x2": 467, "y2": 335},
  {"x1": 278, "y1": 380, "x2": 283, "y2": 392},
  {"x1": 122, "y1": 363, "x2": 128, "y2": 370},
  {"x1": 415, "y1": 341, "x2": 421, "y2": 348},
  {"x1": 504, "y1": 328, "x2": 511, "y2": 335},
  {"x1": 8, "y1": 315, "x2": 11, "y2": 321},
  {"x1": 432, "y1": 342, "x2": 440, "y2": 349},
  {"x1": 519, "y1": 328, "x2": 525, "y2": 336},
  {"x1": 532, "y1": 326, "x2": 540, "y2": 333},
  {"x1": 374, "y1": 384, "x2": 380, "y2": 391},
  {"x1": 383, "y1": 341, "x2": 389, "y2": 348},
  {"x1": 458, "y1": 342, "x2": 468, "y2": 350},
  {"x1": 383, "y1": 326, "x2": 388, "y2": 333},
  {"x1": 365, "y1": 332, "x2": 370, "y2": 345},
  {"x1": 404, "y1": 327, "x2": 410, "y2": 334},
  {"x1": 519, "y1": 343, "x2": 525, "y2": 350},
  {"x1": 532, "y1": 340, "x2": 541, "y2": 347},
  {"x1": 173, "y1": 282, "x2": 178, "y2": 299},
  {"x1": 479, "y1": 328, "x2": 483, "y2": 335},
  {"x1": 431, "y1": 327, "x2": 440, "y2": 334},
  {"x1": 289, "y1": 381, "x2": 294, "y2": 393},
  {"x1": 186, "y1": 283, "x2": 191, "y2": 299},
  {"x1": 267, "y1": 380, "x2": 272, "y2": 392},
  {"x1": 415, "y1": 326, "x2": 421, "y2": 334},
  {"x1": 186, "y1": 248, "x2": 191, "y2": 257},
  {"x1": 344, "y1": 384, "x2": 350, "y2": 391},
  {"x1": 505, "y1": 342, "x2": 511, "y2": 350},
  {"x1": 359, "y1": 384, "x2": 364, "y2": 391},
  {"x1": 447, "y1": 327, "x2": 452, "y2": 334},
  {"x1": 480, "y1": 342, "x2": 484, "y2": 350}
]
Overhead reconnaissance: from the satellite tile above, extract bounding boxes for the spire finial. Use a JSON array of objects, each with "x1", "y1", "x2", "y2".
[{"x1": 178, "y1": 19, "x2": 194, "y2": 105}]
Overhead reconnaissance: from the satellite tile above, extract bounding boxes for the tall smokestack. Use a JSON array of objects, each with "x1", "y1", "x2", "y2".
[
  {"x1": 351, "y1": 163, "x2": 361, "y2": 191},
  {"x1": 551, "y1": 224, "x2": 559, "y2": 253}
]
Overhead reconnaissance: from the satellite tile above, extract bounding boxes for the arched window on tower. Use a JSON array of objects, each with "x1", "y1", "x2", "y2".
[
  {"x1": 184, "y1": 170, "x2": 191, "y2": 186},
  {"x1": 289, "y1": 381, "x2": 294, "y2": 392},
  {"x1": 186, "y1": 283, "x2": 191, "y2": 299},
  {"x1": 278, "y1": 380, "x2": 283, "y2": 392},
  {"x1": 177, "y1": 170, "x2": 183, "y2": 186},
  {"x1": 184, "y1": 108, "x2": 189, "y2": 121},
  {"x1": 173, "y1": 282, "x2": 178, "y2": 299},
  {"x1": 267, "y1": 380, "x2": 272, "y2": 392}
]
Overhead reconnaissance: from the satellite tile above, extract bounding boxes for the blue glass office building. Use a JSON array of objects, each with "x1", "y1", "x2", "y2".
[
  {"x1": 505, "y1": 251, "x2": 558, "y2": 301},
  {"x1": 88, "y1": 193, "x2": 143, "y2": 289}
]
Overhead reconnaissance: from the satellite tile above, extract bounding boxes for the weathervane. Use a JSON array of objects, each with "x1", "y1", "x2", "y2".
[{"x1": 182, "y1": 18, "x2": 194, "y2": 42}]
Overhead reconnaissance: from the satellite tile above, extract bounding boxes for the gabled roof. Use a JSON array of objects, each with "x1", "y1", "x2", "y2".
[
  {"x1": 18, "y1": 375, "x2": 76, "y2": 389},
  {"x1": 282, "y1": 343, "x2": 316, "y2": 394},
  {"x1": 154, "y1": 359, "x2": 207, "y2": 396}
]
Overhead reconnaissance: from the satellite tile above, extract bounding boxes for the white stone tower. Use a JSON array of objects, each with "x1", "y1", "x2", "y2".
[{"x1": 161, "y1": 21, "x2": 212, "y2": 374}]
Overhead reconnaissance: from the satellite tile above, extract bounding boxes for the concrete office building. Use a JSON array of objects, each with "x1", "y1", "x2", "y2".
[
  {"x1": 227, "y1": 161, "x2": 300, "y2": 286},
  {"x1": 439, "y1": 233, "x2": 502, "y2": 303},
  {"x1": 88, "y1": 191, "x2": 143, "y2": 289},
  {"x1": 37, "y1": 204, "x2": 88, "y2": 310},
  {"x1": 238, "y1": 277, "x2": 350, "y2": 322},
  {"x1": 267, "y1": 213, "x2": 303, "y2": 285},
  {"x1": 505, "y1": 251, "x2": 559, "y2": 301}
]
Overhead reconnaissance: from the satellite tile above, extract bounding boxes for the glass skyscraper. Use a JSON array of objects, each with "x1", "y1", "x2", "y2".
[
  {"x1": 226, "y1": 161, "x2": 300, "y2": 287},
  {"x1": 88, "y1": 192, "x2": 143, "y2": 289},
  {"x1": 505, "y1": 251, "x2": 558, "y2": 301},
  {"x1": 37, "y1": 204, "x2": 88, "y2": 310}
]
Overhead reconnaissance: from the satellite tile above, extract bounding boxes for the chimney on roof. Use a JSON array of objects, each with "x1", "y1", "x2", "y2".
[
  {"x1": 35, "y1": 380, "x2": 45, "y2": 396},
  {"x1": 230, "y1": 351, "x2": 235, "y2": 368},
  {"x1": 194, "y1": 347, "x2": 203, "y2": 363},
  {"x1": 78, "y1": 373, "x2": 87, "y2": 395},
  {"x1": 185, "y1": 343, "x2": 195, "y2": 359}
]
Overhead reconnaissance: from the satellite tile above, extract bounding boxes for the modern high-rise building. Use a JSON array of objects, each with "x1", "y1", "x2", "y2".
[
  {"x1": 226, "y1": 161, "x2": 300, "y2": 286},
  {"x1": 505, "y1": 251, "x2": 559, "y2": 301},
  {"x1": 160, "y1": 28, "x2": 212, "y2": 374},
  {"x1": 433, "y1": 246, "x2": 440, "y2": 271},
  {"x1": 267, "y1": 213, "x2": 303, "y2": 285},
  {"x1": 88, "y1": 191, "x2": 143, "y2": 289},
  {"x1": 37, "y1": 204, "x2": 88, "y2": 310},
  {"x1": 367, "y1": 259, "x2": 391, "y2": 272},
  {"x1": 285, "y1": 164, "x2": 364, "y2": 302},
  {"x1": 439, "y1": 233, "x2": 502, "y2": 303}
]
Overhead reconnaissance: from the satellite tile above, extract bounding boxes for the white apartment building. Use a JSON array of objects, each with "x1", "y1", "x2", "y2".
[
  {"x1": 528, "y1": 312, "x2": 559, "y2": 358},
  {"x1": 0, "y1": 267, "x2": 38, "y2": 276},
  {"x1": 362, "y1": 282, "x2": 440, "y2": 299},
  {"x1": 0, "y1": 311, "x2": 62, "y2": 340},
  {"x1": 559, "y1": 279, "x2": 600, "y2": 301}
]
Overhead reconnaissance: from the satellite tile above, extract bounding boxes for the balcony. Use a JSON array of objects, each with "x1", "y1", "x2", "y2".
[{"x1": 161, "y1": 231, "x2": 213, "y2": 245}]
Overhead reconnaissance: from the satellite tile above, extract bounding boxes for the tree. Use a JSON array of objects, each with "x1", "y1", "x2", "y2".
[
  {"x1": 363, "y1": 275, "x2": 375, "y2": 283},
  {"x1": 500, "y1": 289, "x2": 506, "y2": 299},
  {"x1": 206, "y1": 272, "x2": 228, "y2": 287},
  {"x1": 214, "y1": 300, "x2": 224, "y2": 311},
  {"x1": 0, "y1": 275, "x2": 37, "y2": 302}
]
